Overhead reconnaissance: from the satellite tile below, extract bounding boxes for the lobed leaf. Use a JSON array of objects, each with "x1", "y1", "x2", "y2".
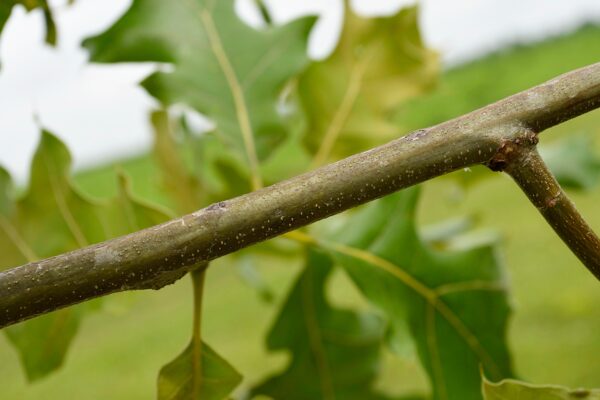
[
  {"x1": 318, "y1": 188, "x2": 512, "y2": 400},
  {"x1": 0, "y1": 131, "x2": 171, "y2": 380},
  {"x1": 253, "y1": 249, "x2": 391, "y2": 400},
  {"x1": 83, "y1": 0, "x2": 316, "y2": 188},
  {"x1": 298, "y1": 4, "x2": 438, "y2": 165}
]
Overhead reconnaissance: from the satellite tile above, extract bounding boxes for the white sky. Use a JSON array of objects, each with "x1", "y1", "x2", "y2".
[{"x1": 0, "y1": 0, "x2": 599, "y2": 182}]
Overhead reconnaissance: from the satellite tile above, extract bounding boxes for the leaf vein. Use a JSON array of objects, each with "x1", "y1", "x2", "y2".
[
  {"x1": 188, "y1": 2, "x2": 263, "y2": 189},
  {"x1": 285, "y1": 231, "x2": 503, "y2": 380}
]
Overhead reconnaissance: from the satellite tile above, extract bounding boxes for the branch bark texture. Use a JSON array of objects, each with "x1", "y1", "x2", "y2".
[
  {"x1": 504, "y1": 145, "x2": 600, "y2": 279},
  {"x1": 1, "y1": 62, "x2": 599, "y2": 328}
]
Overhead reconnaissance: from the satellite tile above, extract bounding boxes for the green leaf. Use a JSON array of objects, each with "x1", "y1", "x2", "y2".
[
  {"x1": 112, "y1": 171, "x2": 174, "y2": 231},
  {"x1": 151, "y1": 109, "x2": 204, "y2": 213},
  {"x1": 153, "y1": 108, "x2": 255, "y2": 205},
  {"x1": 158, "y1": 341, "x2": 242, "y2": 400},
  {"x1": 320, "y1": 187, "x2": 512, "y2": 400},
  {"x1": 83, "y1": 0, "x2": 315, "y2": 188},
  {"x1": 541, "y1": 133, "x2": 600, "y2": 191},
  {"x1": 158, "y1": 267, "x2": 241, "y2": 400},
  {"x1": 153, "y1": 108, "x2": 313, "y2": 213},
  {"x1": 0, "y1": 130, "x2": 171, "y2": 381},
  {"x1": 482, "y1": 376, "x2": 600, "y2": 400},
  {"x1": 3, "y1": 305, "x2": 84, "y2": 382},
  {"x1": 298, "y1": 4, "x2": 438, "y2": 165},
  {"x1": 253, "y1": 249, "x2": 391, "y2": 400},
  {"x1": 233, "y1": 252, "x2": 274, "y2": 303},
  {"x1": 0, "y1": 166, "x2": 14, "y2": 216}
]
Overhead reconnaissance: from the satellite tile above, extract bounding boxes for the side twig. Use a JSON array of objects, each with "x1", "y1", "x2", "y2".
[{"x1": 496, "y1": 137, "x2": 600, "y2": 279}]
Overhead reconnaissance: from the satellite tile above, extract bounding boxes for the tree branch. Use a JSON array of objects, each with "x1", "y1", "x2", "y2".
[
  {"x1": 502, "y1": 143, "x2": 600, "y2": 280},
  {"x1": 1, "y1": 62, "x2": 599, "y2": 329}
]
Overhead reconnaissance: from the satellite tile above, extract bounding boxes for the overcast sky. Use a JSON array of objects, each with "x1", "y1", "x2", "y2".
[{"x1": 1, "y1": 0, "x2": 599, "y2": 182}]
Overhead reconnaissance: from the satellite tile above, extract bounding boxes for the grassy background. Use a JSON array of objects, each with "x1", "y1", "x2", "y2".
[{"x1": 0, "y1": 25, "x2": 599, "y2": 398}]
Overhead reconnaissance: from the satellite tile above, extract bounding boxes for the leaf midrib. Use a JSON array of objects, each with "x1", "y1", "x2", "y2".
[
  {"x1": 301, "y1": 265, "x2": 337, "y2": 400},
  {"x1": 285, "y1": 231, "x2": 505, "y2": 386},
  {"x1": 182, "y1": 0, "x2": 263, "y2": 190}
]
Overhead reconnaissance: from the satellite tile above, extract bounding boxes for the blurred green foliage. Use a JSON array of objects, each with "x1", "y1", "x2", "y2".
[
  {"x1": 0, "y1": 1, "x2": 599, "y2": 399},
  {"x1": 395, "y1": 24, "x2": 600, "y2": 132}
]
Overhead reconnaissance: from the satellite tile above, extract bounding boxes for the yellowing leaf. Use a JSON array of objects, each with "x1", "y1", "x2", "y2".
[
  {"x1": 483, "y1": 376, "x2": 600, "y2": 400},
  {"x1": 298, "y1": 5, "x2": 438, "y2": 165},
  {"x1": 151, "y1": 110, "x2": 204, "y2": 213},
  {"x1": 158, "y1": 341, "x2": 242, "y2": 400},
  {"x1": 83, "y1": 0, "x2": 315, "y2": 189},
  {"x1": 152, "y1": 108, "x2": 255, "y2": 208},
  {"x1": 0, "y1": 130, "x2": 171, "y2": 380},
  {"x1": 0, "y1": 166, "x2": 13, "y2": 214}
]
